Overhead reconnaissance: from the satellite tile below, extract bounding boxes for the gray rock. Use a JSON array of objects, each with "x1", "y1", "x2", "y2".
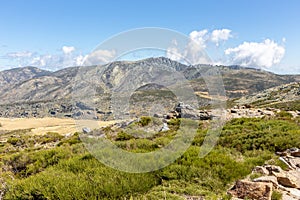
[{"x1": 82, "y1": 127, "x2": 91, "y2": 134}]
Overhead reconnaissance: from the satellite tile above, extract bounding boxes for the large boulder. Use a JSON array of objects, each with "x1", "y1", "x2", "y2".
[
  {"x1": 175, "y1": 102, "x2": 200, "y2": 120},
  {"x1": 275, "y1": 170, "x2": 300, "y2": 188},
  {"x1": 228, "y1": 180, "x2": 272, "y2": 200}
]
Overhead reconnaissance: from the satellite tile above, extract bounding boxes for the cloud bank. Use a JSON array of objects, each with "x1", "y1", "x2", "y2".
[{"x1": 225, "y1": 39, "x2": 285, "y2": 68}]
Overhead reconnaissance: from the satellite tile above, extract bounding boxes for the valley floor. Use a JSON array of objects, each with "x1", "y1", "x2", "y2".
[{"x1": 0, "y1": 117, "x2": 118, "y2": 136}]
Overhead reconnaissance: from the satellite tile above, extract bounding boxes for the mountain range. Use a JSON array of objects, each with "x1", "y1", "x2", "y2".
[{"x1": 0, "y1": 57, "x2": 299, "y2": 118}]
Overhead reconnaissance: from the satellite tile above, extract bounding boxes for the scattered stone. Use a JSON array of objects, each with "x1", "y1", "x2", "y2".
[
  {"x1": 87, "y1": 111, "x2": 92, "y2": 115},
  {"x1": 49, "y1": 110, "x2": 56, "y2": 115},
  {"x1": 230, "y1": 109, "x2": 238, "y2": 113}
]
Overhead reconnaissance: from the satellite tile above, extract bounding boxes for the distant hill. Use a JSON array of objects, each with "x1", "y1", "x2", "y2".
[
  {"x1": 236, "y1": 82, "x2": 300, "y2": 111},
  {"x1": 0, "y1": 66, "x2": 50, "y2": 89}
]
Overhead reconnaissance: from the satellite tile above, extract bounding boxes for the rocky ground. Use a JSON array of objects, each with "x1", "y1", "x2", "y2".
[{"x1": 228, "y1": 148, "x2": 300, "y2": 200}]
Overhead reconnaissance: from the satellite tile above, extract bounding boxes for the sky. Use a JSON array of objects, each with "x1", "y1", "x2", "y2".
[{"x1": 0, "y1": 0, "x2": 299, "y2": 74}]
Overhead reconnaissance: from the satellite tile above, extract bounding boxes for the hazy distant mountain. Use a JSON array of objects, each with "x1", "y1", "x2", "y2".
[{"x1": 0, "y1": 66, "x2": 50, "y2": 88}]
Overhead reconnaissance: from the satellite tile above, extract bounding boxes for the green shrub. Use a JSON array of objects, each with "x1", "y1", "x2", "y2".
[
  {"x1": 37, "y1": 132, "x2": 64, "y2": 144},
  {"x1": 115, "y1": 131, "x2": 133, "y2": 141},
  {"x1": 275, "y1": 111, "x2": 293, "y2": 120},
  {"x1": 138, "y1": 116, "x2": 152, "y2": 126},
  {"x1": 5, "y1": 155, "x2": 159, "y2": 199},
  {"x1": 58, "y1": 133, "x2": 81, "y2": 146},
  {"x1": 7, "y1": 137, "x2": 22, "y2": 146},
  {"x1": 3, "y1": 116, "x2": 299, "y2": 199},
  {"x1": 219, "y1": 118, "x2": 300, "y2": 152},
  {"x1": 271, "y1": 190, "x2": 282, "y2": 200}
]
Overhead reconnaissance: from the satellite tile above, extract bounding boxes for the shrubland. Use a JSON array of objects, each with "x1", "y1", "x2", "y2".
[{"x1": 0, "y1": 114, "x2": 299, "y2": 199}]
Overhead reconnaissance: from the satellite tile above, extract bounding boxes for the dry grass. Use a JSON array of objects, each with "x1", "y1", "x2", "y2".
[{"x1": 0, "y1": 117, "x2": 118, "y2": 135}]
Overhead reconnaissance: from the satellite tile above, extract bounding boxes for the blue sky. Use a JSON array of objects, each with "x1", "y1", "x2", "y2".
[{"x1": 0, "y1": 0, "x2": 299, "y2": 74}]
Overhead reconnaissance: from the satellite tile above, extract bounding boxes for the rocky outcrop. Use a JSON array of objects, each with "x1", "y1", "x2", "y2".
[
  {"x1": 157, "y1": 102, "x2": 212, "y2": 120},
  {"x1": 228, "y1": 148, "x2": 300, "y2": 199}
]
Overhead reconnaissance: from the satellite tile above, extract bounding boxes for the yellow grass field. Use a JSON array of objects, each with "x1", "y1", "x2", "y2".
[{"x1": 0, "y1": 117, "x2": 117, "y2": 135}]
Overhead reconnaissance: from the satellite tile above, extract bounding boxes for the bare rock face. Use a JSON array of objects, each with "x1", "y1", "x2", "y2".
[{"x1": 228, "y1": 180, "x2": 272, "y2": 200}]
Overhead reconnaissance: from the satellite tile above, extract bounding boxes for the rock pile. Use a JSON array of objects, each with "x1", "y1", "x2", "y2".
[{"x1": 228, "y1": 148, "x2": 300, "y2": 200}]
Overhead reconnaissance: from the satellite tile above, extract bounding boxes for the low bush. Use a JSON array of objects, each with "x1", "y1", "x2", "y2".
[
  {"x1": 7, "y1": 137, "x2": 22, "y2": 146},
  {"x1": 219, "y1": 118, "x2": 300, "y2": 152},
  {"x1": 115, "y1": 131, "x2": 133, "y2": 141},
  {"x1": 138, "y1": 116, "x2": 152, "y2": 126}
]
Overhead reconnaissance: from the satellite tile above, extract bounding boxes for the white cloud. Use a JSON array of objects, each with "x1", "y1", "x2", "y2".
[
  {"x1": 62, "y1": 46, "x2": 75, "y2": 54},
  {"x1": 166, "y1": 29, "x2": 212, "y2": 65},
  {"x1": 83, "y1": 49, "x2": 116, "y2": 66},
  {"x1": 189, "y1": 30, "x2": 208, "y2": 48},
  {"x1": 210, "y1": 29, "x2": 232, "y2": 46},
  {"x1": 1, "y1": 46, "x2": 118, "y2": 71},
  {"x1": 225, "y1": 39, "x2": 285, "y2": 68}
]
